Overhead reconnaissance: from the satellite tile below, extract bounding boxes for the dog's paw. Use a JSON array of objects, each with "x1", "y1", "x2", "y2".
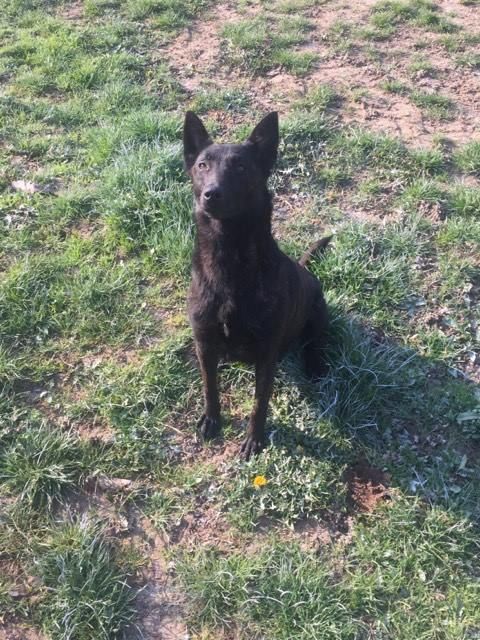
[
  {"x1": 240, "y1": 434, "x2": 264, "y2": 460},
  {"x1": 197, "y1": 414, "x2": 222, "y2": 441}
]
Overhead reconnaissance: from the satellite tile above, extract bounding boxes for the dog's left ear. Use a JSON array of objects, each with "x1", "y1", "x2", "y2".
[
  {"x1": 183, "y1": 111, "x2": 213, "y2": 171},
  {"x1": 246, "y1": 112, "x2": 279, "y2": 177}
]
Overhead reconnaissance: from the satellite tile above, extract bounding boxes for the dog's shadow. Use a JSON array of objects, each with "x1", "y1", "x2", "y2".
[{"x1": 211, "y1": 309, "x2": 479, "y2": 520}]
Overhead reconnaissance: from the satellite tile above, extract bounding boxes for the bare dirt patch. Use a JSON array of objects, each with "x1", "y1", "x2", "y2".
[
  {"x1": 58, "y1": 1, "x2": 84, "y2": 21},
  {"x1": 126, "y1": 514, "x2": 189, "y2": 640},
  {"x1": 164, "y1": 0, "x2": 479, "y2": 147},
  {"x1": 165, "y1": 4, "x2": 246, "y2": 93},
  {"x1": 344, "y1": 462, "x2": 390, "y2": 512},
  {"x1": 309, "y1": 0, "x2": 380, "y2": 33},
  {"x1": 168, "y1": 504, "x2": 238, "y2": 552},
  {"x1": 0, "y1": 625, "x2": 47, "y2": 640},
  {"x1": 310, "y1": 43, "x2": 480, "y2": 146},
  {"x1": 439, "y1": 0, "x2": 480, "y2": 29}
]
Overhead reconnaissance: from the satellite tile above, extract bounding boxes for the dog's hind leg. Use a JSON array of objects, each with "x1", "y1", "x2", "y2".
[
  {"x1": 196, "y1": 342, "x2": 222, "y2": 440},
  {"x1": 302, "y1": 293, "x2": 329, "y2": 380},
  {"x1": 241, "y1": 355, "x2": 278, "y2": 460}
]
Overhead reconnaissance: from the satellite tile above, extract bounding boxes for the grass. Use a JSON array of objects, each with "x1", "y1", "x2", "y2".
[
  {"x1": 363, "y1": 0, "x2": 458, "y2": 40},
  {"x1": 34, "y1": 520, "x2": 137, "y2": 640},
  {"x1": 408, "y1": 54, "x2": 437, "y2": 77},
  {"x1": 382, "y1": 80, "x2": 455, "y2": 120},
  {"x1": 178, "y1": 498, "x2": 480, "y2": 639},
  {"x1": 454, "y1": 141, "x2": 480, "y2": 176},
  {"x1": 0, "y1": 423, "x2": 89, "y2": 510},
  {"x1": 1, "y1": 0, "x2": 480, "y2": 637},
  {"x1": 221, "y1": 13, "x2": 317, "y2": 75}
]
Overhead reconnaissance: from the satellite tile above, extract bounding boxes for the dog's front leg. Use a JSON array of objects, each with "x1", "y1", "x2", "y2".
[
  {"x1": 241, "y1": 355, "x2": 277, "y2": 460},
  {"x1": 196, "y1": 341, "x2": 221, "y2": 440}
]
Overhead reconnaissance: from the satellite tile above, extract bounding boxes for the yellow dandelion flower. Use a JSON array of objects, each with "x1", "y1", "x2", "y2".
[{"x1": 253, "y1": 475, "x2": 267, "y2": 488}]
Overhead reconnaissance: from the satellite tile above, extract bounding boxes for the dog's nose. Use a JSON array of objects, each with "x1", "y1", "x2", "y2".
[{"x1": 203, "y1": 187, "x2": 221, "y2": 201}]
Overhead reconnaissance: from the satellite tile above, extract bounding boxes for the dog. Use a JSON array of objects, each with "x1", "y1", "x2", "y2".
[{"x1": 183, "y1": 111, "x2": 330, "y2": 459}]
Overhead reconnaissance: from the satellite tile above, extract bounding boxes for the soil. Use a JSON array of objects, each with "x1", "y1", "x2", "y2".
[
  {"x1": 0, "y1": 626, "x2": 47, "y2": 640},
  {"x1": 126, "y1": 514, "x2": 189, "y2": 640},
  {"x1": 164, "y1": 0, "x2": 480, "y2": 147},
  {"x1": 344, "y1": 462, "x2": 391, "y2": 512}
]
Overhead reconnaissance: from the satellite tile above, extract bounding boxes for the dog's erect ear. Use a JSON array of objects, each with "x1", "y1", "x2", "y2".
[
  {"x1": 246, "y1": 112, "x2": 279, "y2": 176},
  {"x1": 183, "y1": 111, "x2": 212, "y2": 171}
]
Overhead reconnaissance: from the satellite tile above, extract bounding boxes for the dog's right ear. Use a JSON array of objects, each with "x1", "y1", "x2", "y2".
[
  {"x1": 246, "y1": 112, "x2": 279, "y2": 177},
  {"x1": 183, "y1": 111, "x2": 212, "y2": 171}
]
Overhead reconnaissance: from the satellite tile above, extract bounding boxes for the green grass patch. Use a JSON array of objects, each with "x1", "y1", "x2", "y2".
[
  {"x1": 382, "y1": 80, "x2": 454, "y2": 120},
  {"x1": 0, "y1": 246, "x2": 153, "y2": 347},
  {"x1": 178, "y1": 499, "x2": 480, "y2": 639},
  {"x1": 364, "y1": 0, "x2": 457, "y2": 41},
  {"x1": 221, "y1": 14, "x2": 316, "y2": 75},
  {"x1": 81, "y1": 335, "x2": 198, "y2": 473},
  {"x1": 408, "y1": 54, "x2": 437, "y2": 77},
  {"x1": 454, "y1": 141, "x2": 480, "y2": 176},
  {"x1": 34, "y1": 520, "x2": 137, "y2": 640},
  {"x1": 0, "y1": 423, "x2": 89, "y2": 510}
]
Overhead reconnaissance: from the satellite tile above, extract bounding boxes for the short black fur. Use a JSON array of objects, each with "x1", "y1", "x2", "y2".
[{"x1": 184, "y1": 111, "x2": 330, "y2": 459}]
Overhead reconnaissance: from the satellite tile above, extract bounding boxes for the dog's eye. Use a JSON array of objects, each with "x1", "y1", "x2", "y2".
[
  {"x1": 198, "y1": 161, "x2": 208, "y2": 170},
  {"x1": 237, "y1": 163, "x2": 245, "y2": 172}
]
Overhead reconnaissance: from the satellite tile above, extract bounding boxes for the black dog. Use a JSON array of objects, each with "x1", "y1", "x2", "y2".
[{"x1": 184, "y1": 111, "x2": 330, "y2": 459}]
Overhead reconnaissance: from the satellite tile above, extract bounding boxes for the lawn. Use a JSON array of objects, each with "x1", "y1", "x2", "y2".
[{"x1": 0, "y1": 0, "x2": 479, "y2": 638}]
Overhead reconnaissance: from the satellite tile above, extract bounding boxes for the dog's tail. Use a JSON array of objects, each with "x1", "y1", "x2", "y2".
[{"x1": 298, "y1": 235, "x2": 332, "y2": 267}]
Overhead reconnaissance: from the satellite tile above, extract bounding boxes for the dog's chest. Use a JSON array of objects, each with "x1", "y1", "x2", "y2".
[
  {"x1": 190, "y1": 276, "x2": 274, "y2": 348},
  {"x1": 217, "y1": 294, "x2": 267, "y2": 343}
]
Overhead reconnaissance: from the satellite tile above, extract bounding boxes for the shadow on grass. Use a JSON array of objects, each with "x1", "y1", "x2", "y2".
[{"x1": 189, "y1": 306, "x2": 480, "y2": 529}]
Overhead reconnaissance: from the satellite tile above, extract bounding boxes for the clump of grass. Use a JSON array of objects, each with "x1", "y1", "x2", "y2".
[
  {"x1": 438, "y1": 32, "x2": 480, "y2": 53},
  {"x1": 382, "y1": 78, "x2": 410, "y2": 94},
  {"x1": 454, "y1": 141, "x2": 480, "y2": 176},
  {"x1": 277, "y1": 0, "x2": 317, "y2": 11},
  {"x1": 87, "y1": 108, "x2": 182, "y2": 165},
  {"x1": 0, "y1": 424, "x2": 87, "y2": 509},
  {"x1": 34, "y1": 520, "x2": 137, "y2": 640},
  {"x1": 365, "y1": 0, "x2": 457, "y2": 41},
  {"x1": 410, "y1": 89, "x2": 454, "y2": 119},
  {"x1": 437, "y1": 217, "x2": 480, "y2": 247},
  {"x1": 0, "y1": 248, "x2": 152, "y2": 346},
  {"x1": 294, "y1": 84, "x2": 339, "y2": 112},
  {"x1": 399, "y1": 178, "x2": 448, "y2": 214},
  {"x1": 274, "y1": 49, "x2": 317, "y2": 75},
  {"x1": 410, "y1": 147, "x2": 445, "y2": 175},
  {"x1": 408, "y1": 54, "x2": 437, "y2": 77},
  {"x1": 326, "y1": 20, "x2": 355, "y2": 53},
  {"x1": 455, "y1": 51, "x2": 480, "y2": 69},
  {"x1": 311, "y1": 222, "x2": 420, "y2": 330},
  {"x1": 448, "y1": 185, "x2": 480, "y2": 218},
  {"x1": 189, "y1": 88, "x2": 251, "y2": 115},
  {"x1": 98, "y1": 140, "x2": 195, "y2": 273},
  {"x1": 10, "y1": 22, "x2": 142, "y2": 97},
  {"x1": 221, "y1": 15, "x2": 316, "y2": 75},
  {"x1": 125, "y1": 0, "x2": 210, "y2": 34},
  {"x1": 382, "y1": 79, "x2": 454, "y2": 120},
  {"x1": 85, "y1": 335, "x2": 198, "y2": 472}
]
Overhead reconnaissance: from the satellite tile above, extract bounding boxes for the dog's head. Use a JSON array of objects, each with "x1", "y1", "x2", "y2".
[{"x1": 183, "y1": 111, "x2": 279, "y2": 220}]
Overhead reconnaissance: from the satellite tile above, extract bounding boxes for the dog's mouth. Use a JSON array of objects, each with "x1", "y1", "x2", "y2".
[{"x1": 200, "y1": 201, "x2": 239, "y2": 220}]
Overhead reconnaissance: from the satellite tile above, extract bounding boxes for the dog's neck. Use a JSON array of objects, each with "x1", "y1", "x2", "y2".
[{"x1": 192, "y1": 192, "x2": 277, "y2": 282}]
